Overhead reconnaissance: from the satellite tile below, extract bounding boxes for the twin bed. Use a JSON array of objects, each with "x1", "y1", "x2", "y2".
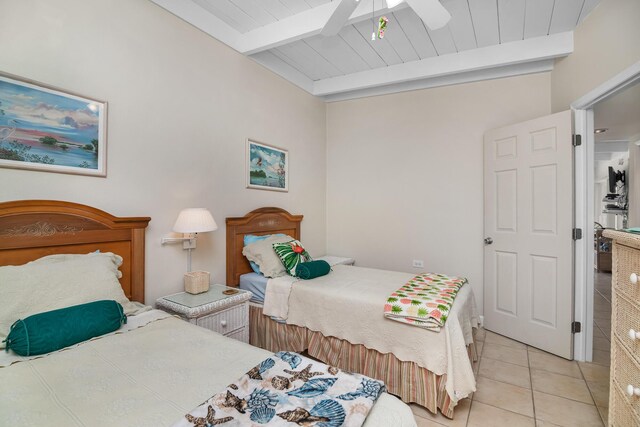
[
  {"x1": 227, "y1": 208, "x2": 480, "y2": 418},
  {"x1": 1, "y1": 201, "x2": 478, "y2": 425}
]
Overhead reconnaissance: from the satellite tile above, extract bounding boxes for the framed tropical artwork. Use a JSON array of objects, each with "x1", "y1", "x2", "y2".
[
  {"x1": 246, "y1": 139, "x2": 288, "y2": 192},
  {"x1": 0, "y1": 72, "x2": 107, "y2": 177}
]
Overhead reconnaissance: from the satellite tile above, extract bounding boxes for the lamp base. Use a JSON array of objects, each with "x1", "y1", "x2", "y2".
[{"x1": 184, "y1": 271, "x2": 210, "y2": 294}]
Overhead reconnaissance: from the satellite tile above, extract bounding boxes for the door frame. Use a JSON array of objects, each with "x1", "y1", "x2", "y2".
[{"x1": 571, "y1": 60, "x2": 640, "y2": 362}]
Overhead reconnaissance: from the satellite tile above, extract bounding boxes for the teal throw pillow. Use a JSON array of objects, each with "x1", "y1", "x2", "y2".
[
  {"x1": 4, "y1": 300, "x2": 127, "y2": 356},
  {"x1": 295, "y1": 260, "x2": 331, "y2": 280}
]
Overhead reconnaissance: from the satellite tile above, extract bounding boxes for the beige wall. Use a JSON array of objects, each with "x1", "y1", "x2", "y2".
[
  {"x1": 0, "y1": 0, "x2": 327, "y2": 304},
  {"x1": 326, "y1": 73, "x2": 552, "y2": 312},
  {"x1": 551, "y1": 0, "x2": 640, "y2": 111}
]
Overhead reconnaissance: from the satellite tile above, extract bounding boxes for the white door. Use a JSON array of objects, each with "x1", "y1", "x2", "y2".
[{"x1": 484, "y1": 110, "x2": 574, "y2": 359}]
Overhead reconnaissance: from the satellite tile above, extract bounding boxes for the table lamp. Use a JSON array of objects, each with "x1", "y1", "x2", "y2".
[{"x1": 161, "y1": 208, "x2": 218, "y2": 272}]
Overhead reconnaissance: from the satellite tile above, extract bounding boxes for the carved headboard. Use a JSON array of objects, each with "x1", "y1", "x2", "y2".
[
  {"x1": 0, "y1": 200, "x2": 151, "y2": 303},
  {"x1": 226, "y1": 207, "x2": 303, "y2": 286}
]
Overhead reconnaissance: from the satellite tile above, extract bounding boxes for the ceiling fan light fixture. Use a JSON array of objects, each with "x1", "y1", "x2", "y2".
[
  {"x1": 323, "y1": 0, "x2": 450, "y2": 37},
  {"x1": 386, "y1": 0, "x2": 405, "y2": 8},
  {"x1": 406, "y1": 0, "x2": 451, "y2": 30}
]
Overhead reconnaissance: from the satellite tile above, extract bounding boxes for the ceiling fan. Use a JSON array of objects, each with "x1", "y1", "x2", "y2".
[{"x1": 321, "y1": 0, "x2": 451, "y2": 37}]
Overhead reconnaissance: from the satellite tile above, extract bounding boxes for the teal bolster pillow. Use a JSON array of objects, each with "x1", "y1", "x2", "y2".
[
  {"x1": 295, "y1": 260, "x2": 331, "y2": 280},
  {"x1": 4, "y1": 300, "x2": 127, "y2": 356}
]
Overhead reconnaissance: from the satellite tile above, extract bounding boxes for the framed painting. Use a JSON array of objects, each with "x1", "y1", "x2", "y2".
[
  {"x1": 0, "y1": 72, "x2": 107, "y2": 177},
  {"x1": 246, "y1": 139, "x2": 288, "y2": 192}
]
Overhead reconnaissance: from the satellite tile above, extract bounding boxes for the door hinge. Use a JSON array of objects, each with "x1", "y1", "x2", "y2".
[
  {"x1": 572, "y1": 134, "x2": 582, "y2": 147},
  {"x1": 572, "y1": 228, "x2": 583, "y2": 240},
  {"x1": 571, "y1": 321, "x2": 582, "y2": 334}
]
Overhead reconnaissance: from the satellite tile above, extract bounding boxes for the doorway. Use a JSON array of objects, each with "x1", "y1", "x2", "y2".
[{"x1": 572, "y1": 60, "x2": 640, "y2": 362}]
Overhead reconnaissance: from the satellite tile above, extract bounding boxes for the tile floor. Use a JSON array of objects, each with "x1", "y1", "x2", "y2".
[
  {"x1": 594, "y1": 272, "x2": 612, "y2": 367},
  {"x1": 411, "y1": 271, "x2": 613, "y2": 427}
]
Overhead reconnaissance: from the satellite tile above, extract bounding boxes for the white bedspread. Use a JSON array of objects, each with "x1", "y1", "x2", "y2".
[
  {"x1": 263, "y1": 265, "x2": 479, "y2": 402},
  {"x1": 0, "y1": 309, "x2": 416, "y2": 427}
]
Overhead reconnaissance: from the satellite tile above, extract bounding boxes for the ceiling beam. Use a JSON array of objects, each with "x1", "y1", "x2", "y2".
[
  {"x1": 321, "y1": 60, "x2": 555, "y2": 102},
  {"x1": 313, "y1": 31, "x2": 574, "y2": 96},
  {"x1": 150, "y1": 0, "x2": 242, "y2": 51},
  {"x1": 237, "y1": 0, "x2": 409, "y2": 55},
  {"x1": 321, "y1": 0, "x2": 360, "y2": 37}
]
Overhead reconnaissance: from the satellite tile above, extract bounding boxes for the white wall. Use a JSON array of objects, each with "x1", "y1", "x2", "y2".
[
  {"x1": 326, "y1": 73, "x2": 552, "y2": 312},
  {"x1": 0, "y1": 0, "x2": 327, "y2": 304},
  {"x1": 551, "y1": 0, "x2": 640, "y2": 112}
]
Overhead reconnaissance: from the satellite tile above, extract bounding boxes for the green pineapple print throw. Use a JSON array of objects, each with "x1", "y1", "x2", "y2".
[{"x1": 384, "y1": 273, "x2": 467, "y2": 331}]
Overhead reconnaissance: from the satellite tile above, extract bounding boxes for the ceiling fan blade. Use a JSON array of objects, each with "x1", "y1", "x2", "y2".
[
  {"x1": 321, "y1": 0, "x2": 360, "y2": 37},
  {"x1": 405, "y1": 0, "x2": 451, "y2": 30}
]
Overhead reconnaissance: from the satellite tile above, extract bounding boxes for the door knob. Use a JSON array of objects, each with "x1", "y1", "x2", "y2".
[
  {"x1": 631, "y1": 273, "x2": 638, "y2": 285},
  {"x1": 629, "y1": 329, "x2": 640, "y2": 341},
  {"x1": 484, "y1": 237, "x2": 493, "y2": 245},
  {"x1": 220, "y1": 320, "x2": 227, "y2": 328}
]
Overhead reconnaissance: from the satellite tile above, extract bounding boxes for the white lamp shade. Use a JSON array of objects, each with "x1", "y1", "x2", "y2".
[{"x1": 173, "y1": 208, "x2": 218, "y2": 233}]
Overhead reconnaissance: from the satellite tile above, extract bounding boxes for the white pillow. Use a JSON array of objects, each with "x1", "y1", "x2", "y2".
[
  {"x1": 242, "y1": 234, "x2": 294, "y2": 278},
  {"x1": 29, "y1": 252, "x2": 121, "y2": 278},
  {"x1": 0, "y1": 252, "x2": 139, "y2": 349}
]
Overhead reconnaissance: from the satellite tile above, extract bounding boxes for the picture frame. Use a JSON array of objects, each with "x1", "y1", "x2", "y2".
[
  {"x1": 246, "y1": 139, "x2": 288, "y2": 192},
  {"x1": 0, "y1": 72, "x2": 107, "y2": 177}
]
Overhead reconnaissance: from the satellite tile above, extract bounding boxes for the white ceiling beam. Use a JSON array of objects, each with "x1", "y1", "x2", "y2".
[
  {"x1": 322, "y1": 60, "x2": 555, "y2": 102},
  {"x1": 150, "y1": 0, "x2": 243, "y2": 51},
  {"x1": 237, "y1": 0, "x2": 409, "y2": 55},
  {"x1": 321, "y1": 0, "x2": 360, "y2": 37},
  {"x1": 313, "y1": 31, "x2": 574, "y2": 95}
]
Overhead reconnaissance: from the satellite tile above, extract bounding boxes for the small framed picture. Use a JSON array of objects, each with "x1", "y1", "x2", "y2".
[
  {"x1": 0, "y1": 72, "x2": 107, "y2": 177},
  {"x1": 246, "y1": 139, "x2": 288, "y2": 192}
]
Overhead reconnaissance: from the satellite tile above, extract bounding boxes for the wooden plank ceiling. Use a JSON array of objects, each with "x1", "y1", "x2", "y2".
[{"x1": 152, "y1": 0, "x2": 600, "y2": 101}]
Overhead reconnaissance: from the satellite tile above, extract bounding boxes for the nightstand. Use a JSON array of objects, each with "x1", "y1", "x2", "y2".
[
  {"x1": 316, "y1": 255, "x2": 355, "y2": 266},
  {"x1": 156, "y1": 284, "x2": 252, "y2": 343}
]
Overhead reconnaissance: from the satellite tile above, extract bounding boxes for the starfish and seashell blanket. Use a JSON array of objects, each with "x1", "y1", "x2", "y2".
[
  {"x1": 384, "y1": 273, "x2": 468, "y2": 331},
  {"x1": 174, "y1": 351, "x2": 386, "y2": 427}
]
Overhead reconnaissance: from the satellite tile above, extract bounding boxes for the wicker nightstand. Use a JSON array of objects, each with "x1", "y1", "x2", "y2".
[{"x1": 156, "y1": 284, "x2": 252, "y2": 343}]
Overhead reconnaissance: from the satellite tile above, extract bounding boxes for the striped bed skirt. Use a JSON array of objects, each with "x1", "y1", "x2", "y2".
[{"x1": 249, "y1": 304, "x2": 478, "y2": 419}]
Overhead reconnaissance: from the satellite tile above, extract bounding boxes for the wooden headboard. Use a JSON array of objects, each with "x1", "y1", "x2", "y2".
[
  {"x1": 0, "y1": 200, "x2": 151, "y2": 303},
  {"x1": 226, "y1": 207, "x2": 303, "y2": 286}
]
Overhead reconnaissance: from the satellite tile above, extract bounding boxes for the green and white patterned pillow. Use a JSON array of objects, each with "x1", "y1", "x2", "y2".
[{"x1": 272, "y1": 240, "x2": 312, "y2": 276}]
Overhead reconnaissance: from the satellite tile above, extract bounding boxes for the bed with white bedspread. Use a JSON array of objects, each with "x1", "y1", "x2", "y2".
[
  {"x1": 263, "y1": 265, "x2": 478, "y2": 403},
  {"x1": 226, "y1": 208, "x2": 480, "y2": 419},
  {"x1": 0, "y1": 310, "x2": 415, "y2": 426}
]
